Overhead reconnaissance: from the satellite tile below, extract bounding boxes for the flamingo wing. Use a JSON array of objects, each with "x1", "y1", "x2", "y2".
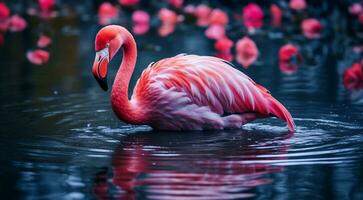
[{"x1": 132, "y1": 54, "x2": 295, "y2": 131}]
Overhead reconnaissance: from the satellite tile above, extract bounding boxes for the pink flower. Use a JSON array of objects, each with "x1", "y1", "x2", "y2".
[
  {"x1": 38, "y1": 0, "x2": 55, "y2": 13},
  {"x1": 37, "y1": 35, "x2": 52, "y2": 48},
  {"x1": 279, "y1": 62, "x2": 298, "y2": 75},
  {"x1": 132, "y1": 10, "x2": 150, "y2": 25},
  {"x1": 159, "y1": 8, "x2": 179, "y2": 25},
  {"x1": 235, "y1": 36, "x2": 259, "y2": 68},
  {"x1": 289, "y1": 0, "x2": 306, "y2": 11},
  {"x1": 118, "y1": 0, "x2": 139, "y2": 7},
  {"x1": 27, "y1": 49, "x2": 50, "y2": 65},
  {"x1": 0, "y1": 33, "x2": 4, "y2": 46},
  {"x1": 132, "y1": 10, "x2": 150, "y2": 35},
  {"x1": 208, "y1": 9, "x2": 228, "y2": 26},
  {"x1": 270, "y1": 4, "x2": 282, "y2": 27},
  {"x1": 279, "y1": 44, "x2": 299, "y2": 62},
  {"x1": 301, "y1": 18, "x2": 322, "y2": 39},
  {"x1": 98, "y1": 2, "x2": 119, "y2": 25},
  {"x1": 0, "y1": 2, "x2": 10, "y2": 20},
  {"x1": 359, "y1": 13, "x2": 363, "y2": 24},
  {"x1": 158, "y1": 24, "x2": 175, "y2": 37},
  {"x1": 183, "y1": 4, "x2": 195, "y2": 14},
  {"x1": 278, "y1": 44, "x2": 301, "y2": 75},
  {"x1": 214, "y1": 37, "x2": 233, "y2": 53},
  {"x1": 205, "y1": 25, "x2": 225, "y2": 40},
  {"x1": 168, "y1": 0, "x2": 183, "y2": 9},
  {"x1": 349, "y1": 3, "x2": 363, "y2": 15},
  {"x1": 9, "y1": 15, "x2": 27, "y2": 32},
  {"x1": 243, "y1": 3, "x2": 264, "y2": 31},
  {"x1": 343, "y1": 62, "x2": 363, "y2": 90},
  {"x1": 195, "y1": 4, "x2": 211, "y2": 27},
  {"x1": 215, "y1": 52, "x2": 233, "y2": 62}
]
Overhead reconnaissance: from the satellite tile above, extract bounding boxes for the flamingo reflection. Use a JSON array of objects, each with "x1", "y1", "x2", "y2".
[{"x1": 93, "y1": 130, "x2": 292, "y2": 199}]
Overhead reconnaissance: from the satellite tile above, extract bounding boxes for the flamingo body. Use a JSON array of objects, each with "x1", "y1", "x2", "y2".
[
  {"x1": 92, "y1": 25, "x2": 295, "y2": 132},
  {"x1": 132, "y1": 55, "x2": 294, "y2": 131}
]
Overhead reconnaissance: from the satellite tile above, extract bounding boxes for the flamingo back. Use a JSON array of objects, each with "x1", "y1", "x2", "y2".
[{"x1": 132, "y1": 54, "x2": 295, "y2": 131}]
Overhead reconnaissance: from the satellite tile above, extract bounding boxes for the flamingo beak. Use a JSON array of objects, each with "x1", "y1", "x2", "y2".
[{"x1": 92, "y1": 47, "x2": 109, "y2": 91}]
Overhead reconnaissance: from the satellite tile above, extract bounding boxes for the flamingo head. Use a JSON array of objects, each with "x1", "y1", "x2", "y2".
[{"x1": 92, "y1": 25, "x2": 122, "y2": 91}]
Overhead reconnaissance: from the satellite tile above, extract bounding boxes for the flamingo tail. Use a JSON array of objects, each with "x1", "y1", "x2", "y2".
[{"x1": 266, "y1": 96, "x2": 296, "y2": 132}]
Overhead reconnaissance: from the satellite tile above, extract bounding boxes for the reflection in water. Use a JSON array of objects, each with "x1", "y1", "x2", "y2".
[{"x1": 93, "y1": 130, "x2": 292, "y2": 199}]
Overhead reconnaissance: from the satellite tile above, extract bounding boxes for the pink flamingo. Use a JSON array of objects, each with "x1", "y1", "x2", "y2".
[
  {"x1": 37, "y1": 34, "x2": 52, "y2": 48},
  {"x1": 235, "y1": 36, "x2": 259, "y2": 69},
  {"x1": 270, "y1": 4, "x2": 282, "y2": 27},
  {"x1": 289, "y1": 0, "x2": 306, "y2": 11},
  {"x1": 98, "y1": 2, "x2": 119, "y2": 26},
  {"x1": 243, "y1": 3, "x2": 264, "y2": 33},
  {"x1": 132, "y1": 10, "x2": 150, "y2": 35},
  {"x1": 27, "y1": 49, "x2": 49, "y2": 65},
  {"x1": 38, "y1": 0, "x2": 56, "y2": 19},
  {"x1": 343, "y1": 61, "x2": 363, "y2": 90},
  {"x1": 301, "y1": 18, "x2": 321, "y2": 39},
  {"x1": 91, "y1": 25, "x2": 295, "y2": 131}
]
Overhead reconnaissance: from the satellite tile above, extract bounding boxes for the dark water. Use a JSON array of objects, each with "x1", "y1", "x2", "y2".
[{"x1": 1, "y1": 12, "x2": 363, "y2": 200}]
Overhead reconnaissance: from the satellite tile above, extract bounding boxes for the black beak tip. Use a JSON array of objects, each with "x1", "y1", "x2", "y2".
[{"x1": 97, "y1": 77, "x2": 108, "y2": 91}]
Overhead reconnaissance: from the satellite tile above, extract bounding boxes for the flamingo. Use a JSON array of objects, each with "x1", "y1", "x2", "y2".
[
  {"x1": 132, "y1": 10, "x2": 150, "y2": 35},
  {"x1": 343, "y1": 61, "x2": 363, "y2": 90},
  {"x1": 91, "y1": 25, "x2": 295, "y2": 131},
  {"x1": 9, "y1": 15, "x2": 27, "y2": 32}
]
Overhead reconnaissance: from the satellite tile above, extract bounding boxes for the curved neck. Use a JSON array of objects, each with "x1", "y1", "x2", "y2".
[{"x1": 111, "y1": 28, "x2": 144, "y2": 124}]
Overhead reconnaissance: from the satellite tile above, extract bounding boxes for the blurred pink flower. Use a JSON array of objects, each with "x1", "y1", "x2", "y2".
[
  {"x1": 37, "y1": 35, "x2": 52, "y2": 48},
  {"x1": 168, "y1": 0, "x2": 183, "y2": 9},
  {"x1": 209, "y1": 9, "x2": 228, "y2": 26},
  {"x1": 205, "y1": 25, "x2": 225, "y2": 40},
  {"x1": 301, "y1": 18, "x2": 321, "y2": 39},
  {"x1": 0, "y1": 33, "x2": 4, "y2": 46},
  {"x1": 118, "y1": 0, "x2": 139, "y2": 7},
  {"x1": 38, "y1": 0, "x2": 55, "y2": 13},
  {"x1": 27, "y1": 49, "x2": 50, "y2": 65},
  {"x1": 9, "y1": 15, "x2": 27, "y2": 32},
  {"x1": 183, "y1": 4, "x2": 195, "y2": 14},
  {"x1": 270, "y1": 4, "x2": 282, "y2": 27},
  {"x1": 159, "y1": 8, "x2": 180, "y2": 25},
  {"x1": 195, "y1": 4, "x2": 211, "y2": 27},
  {"x1": 243, "y1": 3, "x2": 264, "y2": 31},
  {"x1": 214, "y1": 37, "x2": 233, "y2": 53},
  {"x1": 132, "y1": 10, "x2": 150, "y2": 35},
  {"x1": 289, "y1": 0, "x2": 306, "y2": 11},
  {"x1": 98, "y1": 2, "x2": 119, "y2": 25},
  {"x1": 215, "y1": 52, "x2": 233, "y2": 62},
  {"x1": 349, "y1": 3, "x2": 363, "y2": 15},
  {"x1": 0, "y1": 2, "x2": 10, "y2": 20},
  {"x1": 235, "y1": 36, "x2": 259, "y2": 68}
]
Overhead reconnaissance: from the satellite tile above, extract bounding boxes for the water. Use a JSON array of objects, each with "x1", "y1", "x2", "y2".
[{"x1": 1, "y1": 11, "x2": 363, "y2": 200}]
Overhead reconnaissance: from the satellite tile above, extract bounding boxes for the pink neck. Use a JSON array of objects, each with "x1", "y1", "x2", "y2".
[{"x1": 111, "y1": 28, "x2": 144, "y2": 124}]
